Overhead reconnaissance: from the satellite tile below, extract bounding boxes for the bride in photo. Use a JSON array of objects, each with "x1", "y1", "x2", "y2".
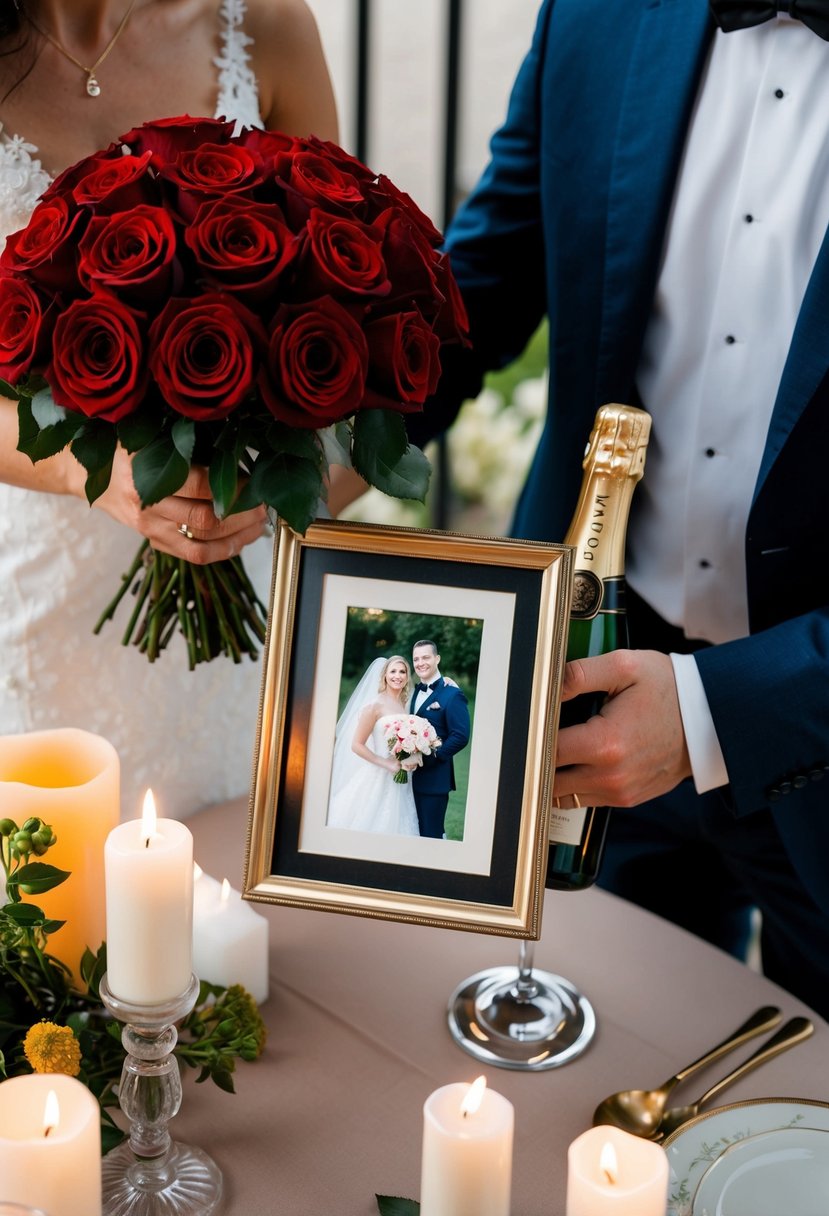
[{"x1": 327, "y1": 655, "x2": 421, "y2": 836}]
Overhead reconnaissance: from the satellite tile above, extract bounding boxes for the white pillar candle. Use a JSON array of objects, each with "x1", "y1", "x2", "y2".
[
  {"x1": 420, "y1": 1077, "x2": 513, "y2": 1216},
  {"x1": 566, "y1": 1125, "x2": 669, "y2": 1216},
  {"x1": 193, "y1": 862, "x2": 223, "y2": 914},
  {"x1": 0, "y1": 728, "x2": 119, "y2": 988},
  {"x1": 0, "y1": 1074, "x2": 101, "y2": 1216},
  {"x1": 192, "y1": 875, "x2": 270, "y2": 1004},
  {"x1": 104, "y1": 789, "x2": 193, "y2": 1004}
]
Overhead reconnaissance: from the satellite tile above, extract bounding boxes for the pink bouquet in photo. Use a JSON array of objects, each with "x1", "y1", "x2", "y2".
[
  {"x1": 0, "y1": 116, "x2": 468, "y2": 667},
  {"x1": 384, "y1": 714, "x2": 442, "y2": 784}
]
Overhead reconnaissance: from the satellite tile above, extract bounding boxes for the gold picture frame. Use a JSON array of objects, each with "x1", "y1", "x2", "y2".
[{"x1": 243, "y1": 518, "x2": 573, "y2": 938}]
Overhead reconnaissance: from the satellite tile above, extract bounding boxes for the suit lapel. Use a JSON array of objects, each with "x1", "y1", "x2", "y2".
[
  {"x1": 596, "y1": 0, "x2": 712, "y2": 400},
  {"x1": 755, "y1": 234, "x2": 829, "y2": 496}
]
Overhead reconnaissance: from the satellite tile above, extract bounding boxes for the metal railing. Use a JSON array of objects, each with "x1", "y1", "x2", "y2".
[{"x1": 352, "y1": 0, "x2": 465, "y2": 529}]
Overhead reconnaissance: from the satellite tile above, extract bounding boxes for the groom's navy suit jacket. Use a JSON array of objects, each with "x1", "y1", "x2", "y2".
[
  {"x1": 411, "y1": 0, "x2": 829, "y2": 916},
  {"x1": 409, "y1": 678, "x2": 470, "y2": 795}
]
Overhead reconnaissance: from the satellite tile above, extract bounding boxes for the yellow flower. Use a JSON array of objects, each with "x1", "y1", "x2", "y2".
[{"x1": 23, "y1": 1021, "x2": 82, "y2": 1077}]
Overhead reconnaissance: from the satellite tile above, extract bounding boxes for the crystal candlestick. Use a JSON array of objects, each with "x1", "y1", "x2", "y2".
[{"x1": 99, "y1": 973, "x2": 223, "y2": 1216}]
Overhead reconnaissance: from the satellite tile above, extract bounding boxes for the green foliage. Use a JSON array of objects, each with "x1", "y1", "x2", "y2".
[
  {"x1": 376, "y1": 1198, "x2": 420, "y2": 1216},
  {"x1": 0, "y1": 817, "x2": 266, "y2": 1154},
  {"x1": 338, "y1": 608, "x2": 482, "y2": 700}
]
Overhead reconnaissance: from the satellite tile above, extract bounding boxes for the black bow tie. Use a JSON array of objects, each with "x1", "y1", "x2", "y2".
[
  {"x1": 709, "y1": 0, "x2": 829, "y2": 39},
  {"x1": 416, "y1": 682, "x2": 435, "y2": 693}
]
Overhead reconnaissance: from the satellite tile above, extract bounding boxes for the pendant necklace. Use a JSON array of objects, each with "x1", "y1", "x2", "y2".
[{"x1": 27, "y1": 0, "x2": 139, "y2": 97}]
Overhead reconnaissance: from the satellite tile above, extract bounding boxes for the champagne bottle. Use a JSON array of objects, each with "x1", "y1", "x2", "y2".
[{"x1": 546, "y1": 402, "x2": 652, "y2": 891}]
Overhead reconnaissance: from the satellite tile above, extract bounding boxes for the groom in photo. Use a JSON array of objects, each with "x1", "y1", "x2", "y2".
[{"x1": 407, "y1": 639, "x2": 471, "y2": 838}]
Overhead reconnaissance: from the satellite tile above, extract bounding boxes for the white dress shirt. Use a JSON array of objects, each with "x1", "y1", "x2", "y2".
[{"x1": 628, "y1": 16, "x2": 829, "y2": 790}]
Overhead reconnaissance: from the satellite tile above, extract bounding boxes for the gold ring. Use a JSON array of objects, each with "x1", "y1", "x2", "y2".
[
  {"x1": 178, "y1": 523, "x2": 195, "y2": 540},
  {"x1": 573, "y1": 794, "x2": 581, "y2": 808}
]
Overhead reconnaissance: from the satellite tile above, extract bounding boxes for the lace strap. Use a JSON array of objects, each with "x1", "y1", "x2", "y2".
[{"x1": 214, "y1": 0, "x2": 262, "y2": 130}]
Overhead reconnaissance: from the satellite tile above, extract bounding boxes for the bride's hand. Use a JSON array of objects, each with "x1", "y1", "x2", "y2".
[
  {"x1": 89, "y1": 447, "x2": 269, "y2": 563},
  {"x1": 382, "y1": 758, "x2": 401, "y2": 774}
]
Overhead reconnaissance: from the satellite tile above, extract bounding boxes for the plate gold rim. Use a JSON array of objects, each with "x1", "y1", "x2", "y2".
[{"x1": 662, "y1": 1094, "x2": 829, "y2": 1149}]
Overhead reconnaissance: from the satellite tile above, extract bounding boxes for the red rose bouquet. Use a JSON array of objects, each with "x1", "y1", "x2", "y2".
[{"x1": 0, "y1": 116, "x2": 468, "y2": 667}]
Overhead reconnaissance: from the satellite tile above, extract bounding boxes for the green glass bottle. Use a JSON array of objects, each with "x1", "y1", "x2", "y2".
[{"x1": 546, "y1": 402, "x2": 652, "y2": 891}]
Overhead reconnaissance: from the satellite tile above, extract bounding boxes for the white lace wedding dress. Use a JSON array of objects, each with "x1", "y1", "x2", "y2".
[
  {"x1": 0, "y1": 0, "x2": 272, "y2": 820},
  {"x1": 326, "y1": 714, "x2": 420, "y2": 836}
]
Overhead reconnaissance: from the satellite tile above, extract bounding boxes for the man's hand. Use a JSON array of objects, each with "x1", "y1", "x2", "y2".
[{"x1": 553, "y1": 650, "x2": 692, "y2": 807}]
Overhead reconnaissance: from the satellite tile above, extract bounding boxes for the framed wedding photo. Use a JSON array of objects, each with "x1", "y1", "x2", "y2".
[{"x1": 243, "y1": 518, "x2": 573, "y2": 938}]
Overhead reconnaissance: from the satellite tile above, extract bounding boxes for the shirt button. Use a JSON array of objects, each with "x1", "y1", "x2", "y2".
[
  {"x1": 705, "y1": 447, "x2": 716, "y2": 458},
  {"x1": 699, "y1": 559, "x2": 711, "y2": 569},
  {"x1": 725, "y1": 334, "x2": 736, "y2": 345},
  {"x1": 774, "y1": 87, "x2": 785, "y2": 99},
  {"x1": 744, "y1": 214, "x2": 754, "y2": 223}
]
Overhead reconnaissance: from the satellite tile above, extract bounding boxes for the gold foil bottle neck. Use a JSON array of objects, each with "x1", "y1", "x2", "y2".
[{"x1": 582, "y1": 403, "x2": 652, "y2": 482}]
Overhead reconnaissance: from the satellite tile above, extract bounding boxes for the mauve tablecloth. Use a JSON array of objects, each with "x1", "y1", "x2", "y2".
[{"x1": 172, "y1": 797, "x2": 828, "y2": 1216}]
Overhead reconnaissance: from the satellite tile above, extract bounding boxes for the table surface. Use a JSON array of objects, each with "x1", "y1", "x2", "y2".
[{"x1": 175, "y1": 797, "x2": 829, "y2": 1216}]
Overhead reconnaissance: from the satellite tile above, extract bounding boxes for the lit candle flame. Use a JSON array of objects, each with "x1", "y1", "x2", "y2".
[
  {"x1": 43, "y1": 1089, "x2": 59, "y2": 1138},
  {"x1": 220, "y1": 878, "x2": 231, "y2": 905},
  {"x1": 141, "y1": 789, "x2": 157, "y2": 848},
  {"x1": 460, "y1": 1075, "x2": 487, "y2": 1118},
  {"x1": 193, "y1": 862, "x2": 203, "y2": 881},
  {"x1": 600, "y1": 1140, "x2": 618, "y2": 1186}
]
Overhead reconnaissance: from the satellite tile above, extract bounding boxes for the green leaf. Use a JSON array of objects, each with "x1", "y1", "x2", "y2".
[
  {"x1": 265, "y1": 421, "x2": 323, "y2": 464},
  {"x1": 0, "y1": 378, "x2": 21, "y2": 402},
  {"x1": 71, "y1": 423, "x2": 117, "y2": 505},
  {"x1": 80, "y1": 943, "x2": 107, "y2": 996},
  {"x1": 42, "y1": 918, "x2": 66, "y2": 935},
  {"x1": 352, "y1": 412, "x2": 432, "y2": 501},
  {"x1": 364, "y1": 442, "x2": 431, "y2": 503},
  {"x1": 210, "y1": 1066, "x2": 236, "y2": 1094},
  {"x1": 117, "y1": 407, "x2": 163, "y2": 453},
  {"x1": 2, "y1": 902, "x2": 46, "y2": 926},
  {"x1": 209, "y1": 446, "x2": 240, "y2": 521},
  {"x1": 249, "y1": 453, "x2": 322, "y2": 533},
  {"x1": 376, "y1": 1197, "x2": 420, "y2": 1215},
  {"x1": 12, "y1": 862, "x2": 70, "y2": 895},
  {"x1": 16, "y1": 395, "x2": 84, "y2": 463},
  {"x1": 131, "y1": 432, "x2": 190, "y2": 506},
  {"x1": 171, "y1": 416, "x2": 196, "y2": 465}
]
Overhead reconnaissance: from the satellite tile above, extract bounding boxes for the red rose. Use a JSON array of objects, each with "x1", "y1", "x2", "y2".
[
  {"x1": 295, "y1": 209, "x2": 390, "y2": 300},
  {"x1": 78, "y1": 206, "x2": 179, "y2": 303},
  {"x1": 1, "y1": 196, "x2": 85, "y2": 292},
  {"x1": 301, "y1": 136, "x2": 376, "y2": 184},
  {"x1": 432, "y1": 251, "x2": 470, "y2": 344},
  {"x1": 149, "y1": 293, "x2": 265, "y2": 421},
  {"x1": 364, "y1": 308, "x2": 440, "y2": 409},
  {"x1": 373, "y1": 206, "x2": 440, "y2": 314},
  {"x1": 70, "y1": 152, "x2": 159, "y2": 211},
  {"x1": 185, "y1": 196, "x2": 297, "y2": 302},
  {"x1": 238, "y1": 128, "x2": 307, "y2": 167},
  {"x1": 259, "y1": 296, "x2": 368, "y2": 428},
  {"x1": 0, "y1": 277, "x2": 51, "y2": 381},
  {"x1": 119, "y1": 117, "x2": 236, "y2": 163},
  {"x1": 276, "y1": 151, "x2": 367, "y2": 226},
  {"x1": 159, "y1": 143, "x2": 265, "y2": 221},
  {"x1": 370, "y1": 175, "x2": 443, "y2": 246},
  {"x1": 48, "y1": 294, "x2": 147, "y2": 422}
]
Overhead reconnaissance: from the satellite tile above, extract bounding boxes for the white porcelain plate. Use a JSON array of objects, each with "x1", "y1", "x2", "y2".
[
  {"x1": 663, "y1": 1098, "x2": 829, "y2": 1216},
  {"x1": 692, "y1": 1126, "x2": 829, "y2": 1215}
]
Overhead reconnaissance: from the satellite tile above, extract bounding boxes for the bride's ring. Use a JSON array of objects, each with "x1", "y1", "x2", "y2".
[{"x1": 178, "y1": 523, "x2": 195, "y2": 540}]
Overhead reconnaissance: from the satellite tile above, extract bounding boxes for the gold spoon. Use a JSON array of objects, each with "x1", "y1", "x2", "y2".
[
  {"x1": 655, "y1": 1015, "x2": 814, "y2": 1141},
  {"x1": 592, "y1": 1005, "x2": 782, "y2": 1137}
]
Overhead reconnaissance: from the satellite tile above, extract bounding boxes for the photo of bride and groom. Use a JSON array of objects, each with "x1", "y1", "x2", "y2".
[{"x1": 326, "y1": 635, "x2": 473, "y2": 841}]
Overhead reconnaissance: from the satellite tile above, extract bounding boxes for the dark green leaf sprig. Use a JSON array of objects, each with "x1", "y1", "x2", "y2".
[{"x1": 376, "y1": 1197, "x2": 420, "y2": 1214}]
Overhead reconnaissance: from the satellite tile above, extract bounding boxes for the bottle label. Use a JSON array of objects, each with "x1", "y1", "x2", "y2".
[
  {"x1": 569, "y1": 573, "x2": 626, "y2": 620},
  {"x1": 549, "y1": 804, "x2": 587, "y2": 846}
]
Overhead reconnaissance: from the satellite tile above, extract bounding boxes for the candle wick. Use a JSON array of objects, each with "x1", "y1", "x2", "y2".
[
  {"x1": 44, "y1": 1126, "x2": 52, "y2": 1138},
  {"x1": 602, "y1": 1168, "x2": 614, "y2": 1186},
  {"x1": 144, "y1": 836, "x2": 150, "y2": 849}
]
